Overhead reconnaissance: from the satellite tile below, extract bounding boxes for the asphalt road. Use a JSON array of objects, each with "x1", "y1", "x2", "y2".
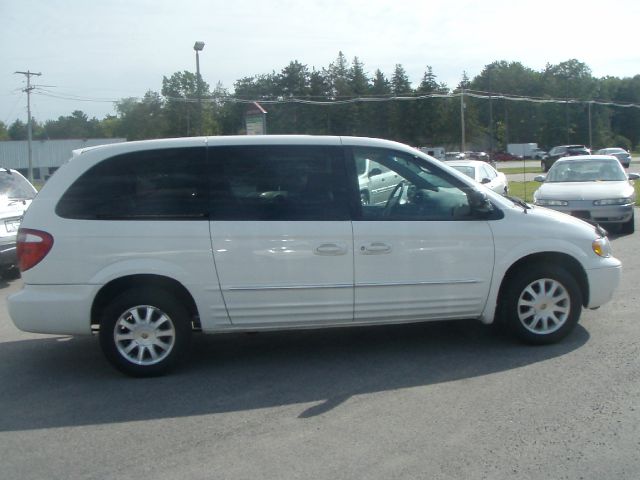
[{"x1": 1, "y1": 219, "x2": 639, "y2": 480}]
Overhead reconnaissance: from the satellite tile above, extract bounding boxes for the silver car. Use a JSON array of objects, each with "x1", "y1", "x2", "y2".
[
  {"x1": 447, "y1": 160, "x2": 509, "y2": 195},
  {"x1": 534, "y1": 155, "x2": 638, "y2": 233},
  {"x1": 595, "y1": 148, "x2": 632, "y2": 168},
  {"x1": 0, "y1": 168, "x2": 38, "y2": 277}
]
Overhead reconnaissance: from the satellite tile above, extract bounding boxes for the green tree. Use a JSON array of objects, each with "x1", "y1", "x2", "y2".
[
  {"x1": 162, "y1": 71, "x2": 210, "y2": 136},
  {"x1": 0, "y1": 121, "x2": 9, "y2": 141},
  {"x1": 389, "y1": 64, "x2": 415, "y2": 143},
  {"x1": 274, "y1": 61, "x2": 311, "y2": 132},
  {"x1": 8, "y1": 119, "x2": 28, "y2": 140},
  {"x1": 415, "y1": 66, "x2": 448, "y2": 146},
  {"x1": 368, "y1": 69, "x2": 391, "y2": 138},
  {"x1": 471, "y1": 61, "x2": 543, "y2": 150},
  {"x1": 115, "y1": 91, "x2": 167, "y2": 140},
  {"x1": 42, "y1": 110, "x2": 94, "y2": 139},
  {"x1": 348, "y1": 56, "x2": 371, "y2": 135},
  {"x1": 325, "y1": 52, "x2": 354, "y2": 134}
]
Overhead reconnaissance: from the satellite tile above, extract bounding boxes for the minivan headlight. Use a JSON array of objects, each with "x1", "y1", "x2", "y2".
[
  {"x1": 592, "y1": 237, "x2": 612, "y2": 258},
  {"x1": 535, "y1": 199, "x2": 569, "y2": 206},
  {"x1": 593, "y1": 197, "x2": 632, "y2": 206}
]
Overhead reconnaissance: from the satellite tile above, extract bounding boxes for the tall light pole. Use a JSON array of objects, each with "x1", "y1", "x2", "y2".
[
  {"x1": 193, "y1": 41, "x2": 205, "y2": 136},
  {"x1": 460, "y1": 88, "x2": 466, "y2": 153},
  {"x1": 15, "y1": 70, "x2": 41, "y2": 183}
]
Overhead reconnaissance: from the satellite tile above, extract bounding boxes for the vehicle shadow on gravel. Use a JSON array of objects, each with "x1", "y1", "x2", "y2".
[{"x1": 0, "y1": 320, "x2": 589, "y2": 432}]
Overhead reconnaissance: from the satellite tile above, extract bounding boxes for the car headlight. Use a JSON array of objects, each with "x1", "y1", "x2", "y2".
[
  {"x1": 534, "y1": 199, "x2": 569, "y2": 206},
  {"x1": 593, "y1": 197, "x2": 633, "y2": 206},
  {"x1": 592, "y1": 237, "x2": 612, "y2": 258}
]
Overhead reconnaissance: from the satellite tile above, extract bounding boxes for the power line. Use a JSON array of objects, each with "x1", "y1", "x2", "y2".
[{"x1": 26, "y1": 86, "x2": 640, "y2": 110}]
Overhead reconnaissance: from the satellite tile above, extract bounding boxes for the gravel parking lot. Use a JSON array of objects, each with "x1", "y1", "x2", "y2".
[{"x1": 1, "y1": 215, "x2": 639, "y2": 480}]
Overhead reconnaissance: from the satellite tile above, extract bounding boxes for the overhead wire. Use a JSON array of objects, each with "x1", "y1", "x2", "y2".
[{"x1": 27, "y1": 87, "x2": 640, "y2": 110}]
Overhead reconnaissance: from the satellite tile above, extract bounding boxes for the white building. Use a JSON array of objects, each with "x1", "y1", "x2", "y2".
[{"x1": 0, "y1": 138, "x2": 126, "y2": 180}]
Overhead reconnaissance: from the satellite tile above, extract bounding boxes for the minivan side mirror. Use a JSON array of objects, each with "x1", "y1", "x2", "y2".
[
  {"x1": 534, "y1": 175, "x2": 546, "y2": 182},
  {"x1": 627, "y1": 172, "x2": 640, "y2": 180},
  {"x1": 468, "y1": 190, "x2": 493, "y2": 214}
]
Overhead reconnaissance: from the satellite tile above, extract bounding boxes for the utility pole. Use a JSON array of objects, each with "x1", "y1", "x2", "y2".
[
  {"x1": 588, "y1": 101, "x2": 593, "y2": 150},
  {"x1": 15, "y1": 70, "x2": 41, "y2": 183}
]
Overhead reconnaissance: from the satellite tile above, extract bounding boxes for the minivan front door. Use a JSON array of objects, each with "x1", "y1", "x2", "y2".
[
  {"x1": 349, "y1": 147, "x2": 495, "y2": 323},
  {"x1": 208, "y1": 144, "x2": 354, "y2": 327}
]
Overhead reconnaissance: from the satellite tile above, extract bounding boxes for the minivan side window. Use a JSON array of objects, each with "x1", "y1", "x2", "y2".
[
  {"x1": 351, "y1": 147, "x2": 474, "y2": 221},
  {"x1": 209, "y1": 145, "x2": 350, "y2": 221},
  {"x1": 56, "y1": 147, "x2": 208, "y2": 220}
]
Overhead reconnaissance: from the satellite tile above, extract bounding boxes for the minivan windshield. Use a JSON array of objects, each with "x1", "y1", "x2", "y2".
[{"x1": 0, "y1": 172, "x2": 37, "y2": 200}]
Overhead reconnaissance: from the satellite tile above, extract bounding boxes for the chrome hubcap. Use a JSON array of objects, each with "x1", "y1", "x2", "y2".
[
  {"x1": 517, "y1": 278, "x2": 570, "y2": 334},
  {"x1": 114, "y1": 305, "x2": 176, "y2": 365}
]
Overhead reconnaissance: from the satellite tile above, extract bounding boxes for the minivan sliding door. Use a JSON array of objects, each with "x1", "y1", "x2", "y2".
[{"x1": 208, "y1": 145, "x2": 354, "y2": 327}]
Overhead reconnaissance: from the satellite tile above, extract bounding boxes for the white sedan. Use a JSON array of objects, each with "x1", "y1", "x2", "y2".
[
  {"x1": 533, "y1": 155, "x2": 638, "y2": 233},
  {"x1": 446, "y1": 159, "x2": 509, "y2": 195}
]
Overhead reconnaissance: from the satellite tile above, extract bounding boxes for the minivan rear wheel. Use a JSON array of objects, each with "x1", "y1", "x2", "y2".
[
  {"x1": 99, "y1": 288, "x2": 191, "y2": 376},
  {"x1": 501, "y1": 265, "x2": 582, "y2": 345}
]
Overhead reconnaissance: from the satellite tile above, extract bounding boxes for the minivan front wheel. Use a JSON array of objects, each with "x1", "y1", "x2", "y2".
[
  {"x1": 501, "y1": 265, "x2": 582, "y2": 344},
  {"x1": 99, "y1": 288, "x2": 191, "y2": 376}
]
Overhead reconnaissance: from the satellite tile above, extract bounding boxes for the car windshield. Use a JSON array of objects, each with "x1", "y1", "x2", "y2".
[
  {"x1": 0, "y1": 172, "x2": 37, "y2": 199},
  {"x1": 450, "y1": 165, "x2": 475, "y2": 179},
  {"x1": 546, "y1": 160, "x2": 627, "y2": 182}
]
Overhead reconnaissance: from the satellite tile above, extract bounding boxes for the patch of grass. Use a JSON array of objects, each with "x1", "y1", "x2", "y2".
[
  {"x1": 506, "y1": 181, "x2": 539, "y2": 203},
  {"x1": 497, "y1": 167, "x2": 542, "y2": 175}
]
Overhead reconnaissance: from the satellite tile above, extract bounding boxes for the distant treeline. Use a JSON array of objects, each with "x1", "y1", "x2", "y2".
[{"x1": 3, "y1": 53, "x2": 639, "y2": 151}]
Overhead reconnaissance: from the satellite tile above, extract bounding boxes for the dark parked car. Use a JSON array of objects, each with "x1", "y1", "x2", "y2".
[
  {"x1": 542, "y1": 145, "x2": 590, "y2": 172},
  {"x1": 595, "y1": 148, "x2": 632, "y2": 168}
]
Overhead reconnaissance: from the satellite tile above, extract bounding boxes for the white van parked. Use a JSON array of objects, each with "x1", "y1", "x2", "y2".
[{"x1": 9, "y1": 136, "x2": 621, "y2": 376}]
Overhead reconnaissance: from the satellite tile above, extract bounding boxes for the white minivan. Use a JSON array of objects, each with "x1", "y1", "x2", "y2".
[{"x1": 9, "y1": 136, "x2": 622, "y2": 376}]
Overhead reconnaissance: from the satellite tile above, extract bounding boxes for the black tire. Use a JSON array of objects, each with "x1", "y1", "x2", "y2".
[
  {"x1": 360, "y1": 190, "x2": 370, "y2": 206},
  {"x1": 99, "y1": 287, "x2": 192, "y2": 376},
  {"x1": 500, "y1": 265, "x2": 582, "y2": 345},
  {"x1": 0, "y1": 266, "x2": 21, "y2": 280},
  {"x1": 621, "y1": 211, "x2": 635, "y2": 234}
]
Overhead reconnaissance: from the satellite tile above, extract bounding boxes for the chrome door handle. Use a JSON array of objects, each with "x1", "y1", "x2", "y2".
[
  {"x1": 315, "y1": 244, "x2": 348, "y2": 256},
  {"x1": 361, "y1": 242, "x2": 392, "y2": 255}
]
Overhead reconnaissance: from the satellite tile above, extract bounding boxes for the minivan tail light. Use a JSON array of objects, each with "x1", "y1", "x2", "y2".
[{"x1": 16, "y1": 228, "x2": 54, "y2": 272}]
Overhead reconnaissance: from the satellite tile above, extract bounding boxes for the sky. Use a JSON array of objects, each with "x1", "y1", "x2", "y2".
[{"x1": 2, "y1": 0, "x2": 639, "y2": 124}]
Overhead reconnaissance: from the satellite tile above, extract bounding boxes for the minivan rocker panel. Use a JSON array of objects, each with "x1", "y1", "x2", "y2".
[{"x1": 8, "y1": 136, "x2": 622, "y2": 376}]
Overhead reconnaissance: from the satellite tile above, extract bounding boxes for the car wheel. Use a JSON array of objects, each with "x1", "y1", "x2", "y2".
[
  {"x1": 500, "y1": 265, "x2": 582, "y2": 345},
  {"x1": 621, "y1": 211, "x2": 635, "y2": 234},
  {"x1": 0, "y1": 266, "x2": 21, "y2": 280},
  {"x1": 99, "y1": 287, "x2": 192, "y2": 376},
  {"x1": 360, "y1": 191, "x2": 370, "y2": 206},
  {"x1": 541, "y1": 160, "x2": 548, "y2": 172}
]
